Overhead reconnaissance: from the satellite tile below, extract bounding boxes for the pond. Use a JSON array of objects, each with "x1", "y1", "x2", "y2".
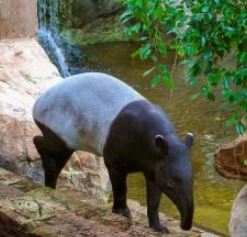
[{"x1": 79, "y1": 42, "x2": 243, "y2": 236}]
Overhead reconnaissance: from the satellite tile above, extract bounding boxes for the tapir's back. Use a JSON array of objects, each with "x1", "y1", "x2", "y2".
[{"x1": 33, "y1": 72, "x2": 145, "y2": 155}]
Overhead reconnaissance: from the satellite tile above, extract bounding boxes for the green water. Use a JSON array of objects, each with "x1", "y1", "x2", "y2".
[{"x1": 82, "y1": 42, "x2": 244, "y2": 236}]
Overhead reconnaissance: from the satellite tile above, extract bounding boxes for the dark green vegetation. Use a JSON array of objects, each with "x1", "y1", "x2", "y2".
[{"x1": 120, "y1": 0, "x2": 247, "y2": 134}]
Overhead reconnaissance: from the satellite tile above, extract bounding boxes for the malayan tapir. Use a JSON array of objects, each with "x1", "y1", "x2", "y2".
[{"x1": 33, "y1": 72, "x2": 194, "y2": 233}]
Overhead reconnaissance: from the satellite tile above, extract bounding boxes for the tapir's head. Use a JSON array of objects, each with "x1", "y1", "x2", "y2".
[{"x1": 154, "y1": 133, "x2": 194, "y2": 230}]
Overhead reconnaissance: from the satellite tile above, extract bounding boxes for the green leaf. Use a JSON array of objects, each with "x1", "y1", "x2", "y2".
[
  {"x1": 236, "y1": 122, "x2": 246, "y2": 135},
  {"x1": 213, "y1": 0, "x2": 220, "y2": 5},
  {"x1": 143, "y1": 66, "x2": 156, "y2": 77},
  {"x1": 201, "y1": 5, "x2": 210, "y2": 13},
  {"x1": 222, "y1": 77, "x2": 230, "y2": 90},
  {"x1": 151, "y1": 75, "x2": 161, "y2": 88},
  {"x1": 201, "y1": 36, "x2": 206, "y2": 47},
  {"x1": 189, "y1": 78, "x2": 199, "y2": 87},
  {"x1": 238, "y1": 52, "x2": 247, "y2": 65},
  {"x1": 186, "y1": 44, "x2": 197, "y2": 56},
  {"x1": 157, "y1": 41, "x2": 167, "y2": 55},
  {"x1": 139, "y1": 43, "x2": 152, "y2": 59},
  {"x1": 203, "y1": 50, "x2": 213, "y2": 61},
  {"x1": 226, "y1": 112, "x2": 240, "y2": 126},
  {"x1": 177, "y1": 46, "x2": 185, "y2": 57},
  {"x1": 191, "y1": 92, "x2": 201, "y2": 100}
]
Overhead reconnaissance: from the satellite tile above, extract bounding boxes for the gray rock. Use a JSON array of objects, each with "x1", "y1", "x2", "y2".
[
  {"x1": 229, "y1": 183, "x2": 247, "y2": 237},
  {"x1": 0, "y1": 39, "x2": 111, "y2": 202},
  {"x1": 70, "y1": 0, "x2": 121, "y2": 27}
]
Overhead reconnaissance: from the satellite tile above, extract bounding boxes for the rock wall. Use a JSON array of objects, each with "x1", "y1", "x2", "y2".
[
  {"x1": 229, "y1": 183, "x2": 247, "y2": 237},
  {"x1": 0, "y1": 0, "x2": 38, "y2": 39},
  {"x1": 70, "y1": 0, "x2": 121, "y2": 28},
  {"x1": 0, "y1": 39, "x2": 111, "y2": 201}
]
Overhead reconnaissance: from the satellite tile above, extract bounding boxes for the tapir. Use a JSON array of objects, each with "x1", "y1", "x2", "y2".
[{"x1": 33, "y1": 72, "x2": 194, "y2": 233}]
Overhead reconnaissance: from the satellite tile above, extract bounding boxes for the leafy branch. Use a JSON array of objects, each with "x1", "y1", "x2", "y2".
[{"x1": 120, "y1": 0, "x2": 247, "y2": 134}]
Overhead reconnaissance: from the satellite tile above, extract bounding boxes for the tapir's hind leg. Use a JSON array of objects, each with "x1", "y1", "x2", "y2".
[{"x1": 33, "y1": 122, "x2": 74, "y2": 189}]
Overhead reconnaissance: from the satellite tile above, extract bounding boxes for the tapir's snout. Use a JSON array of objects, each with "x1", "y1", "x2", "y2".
[
  {"x1": 164, "y1": 184, "x2": 194, "y2": 231},
  {"x1": 181, "y1": 221, "x2": 192, "y2": 231},
  {"x1": 180, "y1": 209, "x2": 193, "y2": 230},
  {"x1": 179, "y1": 195, "x2": 194, "y2": 231}
]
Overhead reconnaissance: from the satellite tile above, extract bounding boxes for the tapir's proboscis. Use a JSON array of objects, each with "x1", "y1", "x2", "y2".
[{"x1": 33, "y1": 72, "x2": 194, "y2": 233}]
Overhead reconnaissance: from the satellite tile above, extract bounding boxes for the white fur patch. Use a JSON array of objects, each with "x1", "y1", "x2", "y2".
[
  {"x1": 187, "y1": 132, "x2": 194, "y2": 137},
  {"x1": 33, "y1": 72, "x2": 146, "y2": 155}
]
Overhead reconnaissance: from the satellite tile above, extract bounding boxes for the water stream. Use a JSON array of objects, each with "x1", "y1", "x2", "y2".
[{"x1": 37, "y1": 0, "x2": 79, "y2": 77}]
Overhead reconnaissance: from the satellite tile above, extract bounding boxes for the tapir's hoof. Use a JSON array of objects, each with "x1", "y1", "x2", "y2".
[
  {"x1": 113, "y1": 207, "x2": 132, "y2": 219},
  {"x1": 150, "y1": 223, "x2": 169, "y2": 233}
]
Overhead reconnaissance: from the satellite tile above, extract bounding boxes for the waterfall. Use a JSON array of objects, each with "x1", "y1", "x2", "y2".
[{"x1": 37, "y1": 0, "x2": 70, "y2": 78}]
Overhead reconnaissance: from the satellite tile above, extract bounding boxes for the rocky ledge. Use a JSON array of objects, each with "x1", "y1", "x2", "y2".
[
  {"x1": 214, "y1": 134, "x2": 247, "y2": 180},
  {"x1": 0, "y1": 167, "x2": 219, "y2": 237}
]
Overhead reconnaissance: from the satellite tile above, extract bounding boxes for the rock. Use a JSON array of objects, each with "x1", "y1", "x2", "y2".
[
  {"x1": 201, "y1": 233, "x2": 220, "y2": 237},
  {"x1": 0, "y1": 39, "x2": 111, "y2": 201},
  {"x1": 0, "y1": 167, "x2": 217, "y2": 237},
  {"x1": 229, "y1": 183, "x2": 247, "y2": 237},
  {"x1": 0, "y1": 0, "x2": 38, "y2": 39},
  {"x1": 70, "y1": 0, "x2": 122, "y2": 28},
  {"x1": 214, "y1": 135, "x2": 247, "y2": 180},
  {"x1": 57, "y1": 0, "x2": 125, "y2": 46}
]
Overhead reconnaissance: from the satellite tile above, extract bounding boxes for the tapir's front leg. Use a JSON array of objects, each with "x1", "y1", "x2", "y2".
[
  {"x1": 145, "y1": 173, "x2": 169, "y2": 233},
  {"x1": 107, "y1": 167, "x2": 132, "y2": 219}
]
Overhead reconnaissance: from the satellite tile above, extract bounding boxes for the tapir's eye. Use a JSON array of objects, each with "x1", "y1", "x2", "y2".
[{"x1": 166, "y1": 179, "x2": 175, "y2": 188}]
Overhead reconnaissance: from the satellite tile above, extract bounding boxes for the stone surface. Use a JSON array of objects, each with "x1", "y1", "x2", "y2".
[
  {"x1": 70, "y1": 0, "x2": 122, "y2": 28},
  {"x1": 0, "y1": 167, "x2": 219, "y2": 237},
  {"x1": 0, "y1": 0, "x2": 38, "y2": 39},
  {"x1": 0, "y1": 39, "x2": 111, "y2": 201},
  {"x1": 0, "y1": 38, "x2": 60, "y2": 180},
  {"x1": 229, "y1": 183, "x2": 247, "y2": 237},
  {"x1": 57, "y1": 0, "x2": 125, "y2": 46},
  {"x1": 61, "y1": 14, "x2": 126, "y2": 46},
  {"x1": 214, "y1": 134, "x2": 247, "y2": 180},
  {"x1": 201, "y1": 234, "x2": 219, "y2": 237}
]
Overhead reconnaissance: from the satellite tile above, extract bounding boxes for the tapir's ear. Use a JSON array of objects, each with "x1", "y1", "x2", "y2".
[
  {"x1": 185, "y1": 132, "x2": 194, "y2": 148},
  {"x1": 155, "y1": 135, "x2": 169, "y2": 155}
]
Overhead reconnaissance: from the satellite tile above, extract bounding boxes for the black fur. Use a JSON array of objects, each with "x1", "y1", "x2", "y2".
[
  {"x1": 33, "y1": 121, "x2": 74, "y2": 188},
  {"x1": 103, "y1": 100, "x2": 193, "y2": 232}
]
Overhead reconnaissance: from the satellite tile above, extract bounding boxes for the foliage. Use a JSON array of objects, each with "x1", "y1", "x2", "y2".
[
  {"x1": 120, "y1": 0, "x2": 247, "y2": 134},
  {"x1": 58, "y1": 0, "x2": 73, "y2": 30}
]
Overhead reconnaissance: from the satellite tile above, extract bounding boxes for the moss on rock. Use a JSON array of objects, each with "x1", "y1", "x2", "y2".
[
  {"x1": 0, "y1": 167, "x2": 219, "y2": 237},
  {"x1": 61, "y1": 15, "x2": 128, "y2": 46}
]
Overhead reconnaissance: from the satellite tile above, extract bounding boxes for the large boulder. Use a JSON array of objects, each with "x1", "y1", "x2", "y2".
[
  {"x1": 0, "y1": 39, "x2": 111, "y2": 201},
  {"x1": 0, "y1": 0, "x2": 38, "y2": 39},
  {"x1": 70, "y1": 0, "x2": 122, "y2": 28},
  {"x1": 214, "y1": 135, "x2": 247, "y2": 180},
  {"x1": 229, "y1": 183, "x2": 247, "y2": 237}
]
